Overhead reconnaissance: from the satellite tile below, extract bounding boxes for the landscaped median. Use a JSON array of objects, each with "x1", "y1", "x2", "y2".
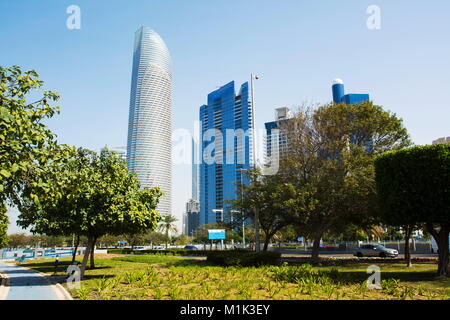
[{"x1": 17, "y1": 253, "x2": 450, "y2": 300}]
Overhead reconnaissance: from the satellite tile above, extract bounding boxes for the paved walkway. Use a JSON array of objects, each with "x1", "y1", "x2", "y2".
[{"x1": 0, "y1": 261, "x2": 71, "y2": 300}]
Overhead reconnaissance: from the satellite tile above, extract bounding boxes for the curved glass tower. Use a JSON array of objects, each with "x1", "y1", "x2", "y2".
[{"x1": 126, "y1": 26, "x2": 172, "y2": 216}]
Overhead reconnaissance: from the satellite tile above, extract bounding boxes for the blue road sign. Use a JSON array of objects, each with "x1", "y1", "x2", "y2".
[{"x1": 208, "y1": 229, "x2": 226, "y2": 240}]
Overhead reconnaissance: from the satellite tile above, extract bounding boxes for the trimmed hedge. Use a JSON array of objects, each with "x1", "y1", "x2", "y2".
[
  {"x1": 374, "y1": 144, "x2": 450, "y2": 225},
  {"x1": 206, "y1": 251, "x2": 281, "y2": 267},
  {"x1": 107, "y1": 248, "x2": 225, "y2": 257}
]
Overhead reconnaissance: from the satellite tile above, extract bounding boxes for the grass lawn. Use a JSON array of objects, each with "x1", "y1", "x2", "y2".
[{"x1": 22, "y1": 254, "x2": 450, "y2": 300}]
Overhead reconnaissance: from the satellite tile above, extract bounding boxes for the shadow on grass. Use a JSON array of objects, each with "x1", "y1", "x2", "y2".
[
  {"x1": 338, "y1": 270, "x2": 441, "y2": 284},
  {"x1": 23, "y1": 260, "x2": 112, "y2": 276}
]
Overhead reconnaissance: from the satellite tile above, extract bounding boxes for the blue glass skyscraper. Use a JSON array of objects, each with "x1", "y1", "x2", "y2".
[{"x1": 199, "y1": 81, "x2": 253, "y2": 225}]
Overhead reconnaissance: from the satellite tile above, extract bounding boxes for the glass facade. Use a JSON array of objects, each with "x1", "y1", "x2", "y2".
[
  {"x1": 332, "y1": 79, "x2": 370, "y2": 105},
  {"x1": 126, "y1": 26, "x2": 172, "y2": 216},
  {"x1": 265, "y1": 107, "x2": 291, "y2": 164},
  {"x1": 199, "y1": 81, "x2": 253, "y2": 225}
]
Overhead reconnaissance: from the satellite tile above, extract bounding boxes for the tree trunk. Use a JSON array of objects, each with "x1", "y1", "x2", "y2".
[
  {"x1": 80, "y1": 236, "x2": 95, "y2": 279},
  {"x1": 263, "y1": 232, "x2": 271, "y2": 251},
  {"x1": 71, "y1": 235, "x2": 80, "y2": 263},
  {"x1": 404, "y1": 225, "x2": 413, "y2": 267},
  {"x1": 311, "y1": 233, "x2": 322, "y2": 264},
  {"x1": 89, "y1": 236, "x2": 97, "y2": 269},
  {"x1": 425, "y1": 223, "x2": 450, "y2": 277},
  {"x1": 436, "y1": 226, "x2": 450, "y2": 276},
  {"x1": 166, "y1": 229, "x2": 169, "y2": 249},
  {"x1": 255, "y1": 208, "x2": 260, "y2": 252}
]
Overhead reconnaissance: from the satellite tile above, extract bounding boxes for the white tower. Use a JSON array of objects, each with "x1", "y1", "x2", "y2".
[{"x1": 126, "y1": 27, "x2": 172, "y2": 216}]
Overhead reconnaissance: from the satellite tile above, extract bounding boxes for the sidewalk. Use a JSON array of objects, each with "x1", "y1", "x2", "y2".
[{"x1": 0, "y1": 261, "x2": 72, "y2": 300}]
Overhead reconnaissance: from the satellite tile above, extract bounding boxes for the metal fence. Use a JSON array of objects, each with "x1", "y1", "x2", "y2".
[{"x1": 0, "y1": 247, "x2": 86, "y2": 260}]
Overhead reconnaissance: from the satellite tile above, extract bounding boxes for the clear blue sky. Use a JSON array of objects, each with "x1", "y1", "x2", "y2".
[{"x1": 2, "y1": 0, "x2": 449, "y2": 233}]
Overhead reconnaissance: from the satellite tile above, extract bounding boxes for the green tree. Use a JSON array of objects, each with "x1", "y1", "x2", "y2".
[
  {"x1": 173, "y1": 234, "x2": 193, "y2": 246},
  {"x1": 281, "y1": 102, "x2": 411, "y2": 263},
  {"x1": 123, "y1": 232, "x2": 146, "y2": 248},
  {"x1": 143, "y1": 231, "x2": 166, "y2": 248},
  {"x1": 7, "y1": 233, "x2": 31, "y2": 248},
  {"x1": 17, "y1": 148, "x2": 162, "y2": 278},
  {"x1": 157, "y1": 214, "x2": 178, "y2": 249},
  {"x1": 229, "y1": 168, "x2": 293, "y2": 251},
  {"x1": 0, "y1": 205, "x2": 8, "y2": 247},
  {"x1": 375, "y1": 144, "x2": 450, "y2": 276},
  {"x1": 0, "y1": 66, "x2": 61, "y2": 243}
]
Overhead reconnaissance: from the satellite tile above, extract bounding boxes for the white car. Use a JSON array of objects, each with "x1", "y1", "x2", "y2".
[{"x1": 354, "y1": 244, "x2": 398, "y2": 258}]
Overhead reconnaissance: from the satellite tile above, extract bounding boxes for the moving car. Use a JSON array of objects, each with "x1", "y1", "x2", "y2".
[
  {"x1": 183, "y1": 245, "x2": 198, "y2": 250},
  {"x1": 354, "y1": 244, "x2": 398, "y2": 258}
]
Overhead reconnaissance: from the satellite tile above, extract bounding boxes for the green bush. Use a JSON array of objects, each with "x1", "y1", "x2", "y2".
[
  {"x1": 207, "y1": 251, "x2": 281, "y2": 267},
  {"x1": 374, "y1": 144, "x2": 450, "y2": 226},
  {"x1": 107, "y1": 248, "x2": 223, "y2": 257},
  {"x1": 270, "y1": 264, "x2": 340, "y2": 284}
]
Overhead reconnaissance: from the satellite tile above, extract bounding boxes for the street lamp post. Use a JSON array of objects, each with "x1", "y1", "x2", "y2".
[
  {"x1": 212, "y1": 209, "x2": 224, "y2": 249},
  {"x1": 250, "y1": 74, "x2": 261, "y2": 252}
]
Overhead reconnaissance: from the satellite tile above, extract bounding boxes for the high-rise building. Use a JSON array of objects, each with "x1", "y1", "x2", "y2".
[
  {"x1": 265, "y1": 107, "x2": 292, "y2": 164},
  {"x1": 332, "y1": 79, "x2": 370, "y2": 104},
  {"x1": 96, "y1": 146, "x2": 127, "y2": 162},
  {"x1": 126, "y1": 26, "x2": 172, "y2": 216},
  {"x1": 183, "y1": 199, "x2": 200, "y2": 236},
  {"x1": 199, "y1": 81, "x2": 253, "y2": 225},
  {"x1": 433, "y1": 137, "x2": 450, "y2": 145},
  {"x1": 191, "y1": 138, "x2": 199, "y2": 202},
  {"x1": 109, "y1": 146, "x2": 127, "y2": 162}
]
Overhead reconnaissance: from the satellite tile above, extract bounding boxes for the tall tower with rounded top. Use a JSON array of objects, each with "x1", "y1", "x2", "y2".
[{"x1": 126, "y1": 26, "x2": 172, "y2": 216}]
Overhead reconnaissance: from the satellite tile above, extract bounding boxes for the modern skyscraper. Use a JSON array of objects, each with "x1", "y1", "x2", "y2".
[
  {"x1": 265, "y1": 107, "x2": 292, "y2": 164},
  {"x1": 199, "y1": 81, "x2": 253, "y2": 225},
  {"x1": 183, "y1": 199, "x2": 200, "y2": 236},
  {"x1": 191, "y1": 138, "x2": 199, "y2": 202},
  {"x1": 332, "y1": 79, "x2": 370, "y2": 104},
  {"x1": 126, "y1": 26, "x2": 172, "y2": 216}
]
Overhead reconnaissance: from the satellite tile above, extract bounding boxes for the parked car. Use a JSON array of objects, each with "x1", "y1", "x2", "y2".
[
  {"x1": 354, "y1": 244, "x2": 398, "y2": 258},
  {"x1": 153, "y1": 245, "x2": 165, "y2": 250},
  {"x1": 183, "y1": 245, "x2": 198, "y2": 250}
]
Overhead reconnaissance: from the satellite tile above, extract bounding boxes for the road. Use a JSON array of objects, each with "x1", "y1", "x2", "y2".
[{"x1": 0, "y1": 261, "x2": 72, "y2": 300}]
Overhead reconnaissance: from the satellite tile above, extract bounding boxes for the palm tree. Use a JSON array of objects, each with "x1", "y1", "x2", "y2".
[{"x1": 157, "y1": 214, "x2": 178, "y2": 249}]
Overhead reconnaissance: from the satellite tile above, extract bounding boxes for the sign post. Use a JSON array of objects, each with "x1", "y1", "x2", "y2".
[{"x1": 208, "y1": 229, "x2": 226, "y2": 250}]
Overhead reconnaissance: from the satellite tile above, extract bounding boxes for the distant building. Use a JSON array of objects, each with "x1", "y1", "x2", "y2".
[
  {"x1": 183, "y1": 199, "x2": 200, "y2": 237},
  {"x1": 199, "y1": 81, "x2": 254, "y2": 225},
  {"x1": 96, "y1": 146, "x2": 127, "y2": 162},
  {"x1": 109, "y1": 146, "x2": 127, "y2": 162},
  {"x1": 192, "y1": 138, "x2": 199, "y2": 202},
  {"x1": 264, "y1": 107, "x2": 292, "y2": 164},
  {"x1": 332, "y1": 79, "x2": 370, "y2": 104},
  {"x1": 433, "y1": 137, "x2": 450, "y2": 145}
]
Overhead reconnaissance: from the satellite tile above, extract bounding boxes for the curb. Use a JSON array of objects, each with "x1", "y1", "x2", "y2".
[{"x1": 32, "y1": 269, "x2": 74, "y2": 301}]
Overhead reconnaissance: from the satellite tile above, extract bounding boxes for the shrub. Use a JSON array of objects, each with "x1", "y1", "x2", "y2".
[
  {"x1": 270, "y1": 264, "x2": 340, "y2": 285},
  {"x1": 206, "y1": 251, "x2": 281, "y2": 267}
]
